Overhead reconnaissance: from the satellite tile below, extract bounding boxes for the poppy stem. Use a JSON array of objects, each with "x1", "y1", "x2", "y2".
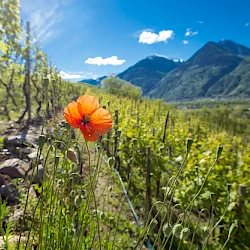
[{"x1": 84, "y1": 139, "x2": 102, "y2": 250}]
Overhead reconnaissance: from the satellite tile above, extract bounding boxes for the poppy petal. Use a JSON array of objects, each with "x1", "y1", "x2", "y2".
[
  {"x1": 77, "y1": 94, "x2": 100, "y2": 117},
  {"x1": 89, "y1": 108, "x2": 112, "y2": 134},
  {"x1": 80, "y1": 125, "x2": 99, "y2": 141},
  {"x1": 64, "y1": 101, "x2": 82, "y2": 128}
]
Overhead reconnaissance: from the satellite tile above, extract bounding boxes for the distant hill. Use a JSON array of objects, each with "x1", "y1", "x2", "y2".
[
  {"x1": 148, "y1": 40, "x2": 250, "y2": 101},
  {"x1": 79, "y1": 75, "x2": 107, "y2": 85},
  {"x1": 117, "y1": 54, "x2": 182, "y2": 94}
]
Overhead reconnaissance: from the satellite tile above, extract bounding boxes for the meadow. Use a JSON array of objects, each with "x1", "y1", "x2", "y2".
[{"x1": 1, "y1": 1, "x2": 250, "y2": 249}]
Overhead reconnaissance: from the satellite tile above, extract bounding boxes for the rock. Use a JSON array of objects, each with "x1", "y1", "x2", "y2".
[
  {"x1": 27, "y1": 151, "x2": 43, "y2": 162},
  {"x1": 5, "y1": 134, "x2": 38, "y2": 148},
  {"x1": 6, "y1": 209, "x2": 26, "y2": 231},
  {"x1": 0, "y1": 149, "x2": 12, "y2": 162},
  {"x1": 19, "y1": 147, "x2": 37, "y2": 157},
  {"x1": 0, "y1": 183, "x2": 19, "y2": 205},
  {"x1": 0, "y1": 174, "x2": 11, "y2": 186},
  {"x1": 28, "y1": 164, "x2": 44, "y2": 184},
  {"x1": 0, "y1": 158, "x2": 29, "y2": 178},
  {"x1": 20, "y1": 183, "x2": 38, "y2": 200}
]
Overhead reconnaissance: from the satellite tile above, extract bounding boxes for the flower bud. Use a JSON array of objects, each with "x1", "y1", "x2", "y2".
[
  {"x1": 70, "y1": 189, "x2": 76, "y2": 198},
  {"x1": 172, "y1": 223, "x2": 183, "y2": 239},
  {"x1": 67, "y1": 149, "x2": 78, "y2": 164},
  {"x1": 100, "y1": 212, "x2": 105, "y2": 220},
  {"x1": 57, "y1": 179, "x2": 64, "y2": 187},
  {"x1": 180, "y1": 228, "x2": 190, "y2": 240},
  {"x1": 108, "y1": 157, "x2": 115, "y2": 167},
  {"x1": 74, "y1": 195, "x2": 84, "y2": 208},
  {"x1": 149, "y1": 219, "x2": 158, "y2": 231},
  {"x1": 38, "y1": 135, "x2": 46, "y2": 150},
  {"x1": 201, "y1": 226, "x2": 210, "y2": 238},
  {"x1": 109, "y1": 216, "x2": 115, "y2": 224},
  {"x1": 228, "y1": 223, "x2": 238, "y2": 237},
  {"x1": 163, "y1": 223, "x2": 172, "y2": 237}
]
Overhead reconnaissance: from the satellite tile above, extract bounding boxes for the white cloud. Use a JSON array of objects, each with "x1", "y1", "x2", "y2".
[
  {"x1": 198, "y1": 21, "x2": 204, "y2": 24},
  {"x1": 85, "y1": 56, "x2": 126, "y2": 66},
  {"x1": 182, "y1": 40, "x2": 189, "y2": 45},
  {"x1": 139, "y1": 30, "x2": 174, "y2": 44},
  {"x1": 246, "y1": 22, "x2": 249, "y2": 27},
  {"x1": 185, "y1": 28, "x2": 198, "y2": 37},
  {"x1": 59, "y1": 71, "x2": 82, "y2": 79}
]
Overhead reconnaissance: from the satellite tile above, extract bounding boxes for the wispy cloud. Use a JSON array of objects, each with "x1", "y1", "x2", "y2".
[
  {"x1": 22, "y1": 1, "x2": 63, "y2": 43},
  {"x1": 65, "y1": 71, "x2": 98, "y2": 79},
  {"x1": 132, "y1": 28, "x2": 155, "y2": 38},
  {"x1": 85, "y1": 56, "x2": 126, "y2": 66},
  {"x1": 182, "y1": 40, "x2": 189, "y2": 45},
  {"x1": 139, "y1": 30, "x2": 174, "y2": 44},
  {"x1": 198, "y1": 21, "x2": 204, "y2": 24},
  {"x1": 67, "y1": 71, "x2": 94, "y2": 75},
  {"x1": 185, "y1": 28, "x2": 198, "y2": 37},
  {"x1": 246, "y1": 22, "x2": 249, "y2": 27},
  {"x1": 59, "y1": 71, "x2": 82, "y2": 79}
]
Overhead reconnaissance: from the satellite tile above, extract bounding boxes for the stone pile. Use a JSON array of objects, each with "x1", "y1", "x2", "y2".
[{"x1": 0, "y1": 121, "x2": 44, "y2": 205}]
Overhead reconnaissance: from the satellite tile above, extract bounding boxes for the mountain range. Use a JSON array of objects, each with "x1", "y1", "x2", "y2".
[{"x1": 79, "y1": 40, "x2": 250, "y2": 101}]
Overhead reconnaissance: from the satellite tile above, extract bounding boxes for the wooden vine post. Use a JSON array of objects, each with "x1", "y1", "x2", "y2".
[
  {"x1": 145, "y1": 146, "x2": 152, "y2": 224},
  {"x1": 155, "y1": 111, "x2": 170, "y2": 198},
  {"x1": 113, "y1": 109, "x2": 120, "y2": 169},
  {"x1": 106, "y1": 101, "x2": 111, "y2": 157},
  {"x1": 162, "y1": 111, "x2": 170, "y2": 144},
  {"x1": 237, "y1": 184, "x2": 247, "y2": 224}
]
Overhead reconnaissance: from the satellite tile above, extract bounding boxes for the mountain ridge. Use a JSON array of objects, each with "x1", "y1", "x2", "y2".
[
  {"x1": 148, "y1": 40, "x2": 250, "y2": 101},
  {"x1": 116, "y1": 54, "x2": 182, "y2": 94},
  {"x1": 79, "y1": 40, "x2": 250, "y2": 101}
]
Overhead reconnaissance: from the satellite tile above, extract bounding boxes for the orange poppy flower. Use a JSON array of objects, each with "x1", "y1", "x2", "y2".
[{"x1": 64, "y1": 94, "x2": 112, "y2": 141}]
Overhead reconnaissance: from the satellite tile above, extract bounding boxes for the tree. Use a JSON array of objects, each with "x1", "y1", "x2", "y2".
[
  {"x1": 0, "y1": 0, "x2": 23, "y2": 120},
  {"x1": 120, "y1": 81, "x2": 142, "y2": 100},
  {"x1": 102, "y1": 76, "x2": 142, "y2": 100},
  {"x1": 102, "y1": 75, "x2": 124, "y2": 95}
]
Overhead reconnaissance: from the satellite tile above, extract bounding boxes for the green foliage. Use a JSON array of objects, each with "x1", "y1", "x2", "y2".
[
  {"x1": 96, "y1": 95, "x2": 250, "y2": 249},
  {"x1": 102, "y1": 76, "x2": 142, "y2": 100},
  {"x1": 0, "y1": 137, "x2": 4, "y2": 150}
]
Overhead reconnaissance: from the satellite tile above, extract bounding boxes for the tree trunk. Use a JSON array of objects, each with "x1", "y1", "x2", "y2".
[{"x1": 17, "y1": 22, "x2": 31, "y2": 124}]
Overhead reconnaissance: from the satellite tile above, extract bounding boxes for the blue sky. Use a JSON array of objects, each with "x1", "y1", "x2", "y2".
[{"x1": 20, "y1": 0, "x2": 250, "y2": 80}]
